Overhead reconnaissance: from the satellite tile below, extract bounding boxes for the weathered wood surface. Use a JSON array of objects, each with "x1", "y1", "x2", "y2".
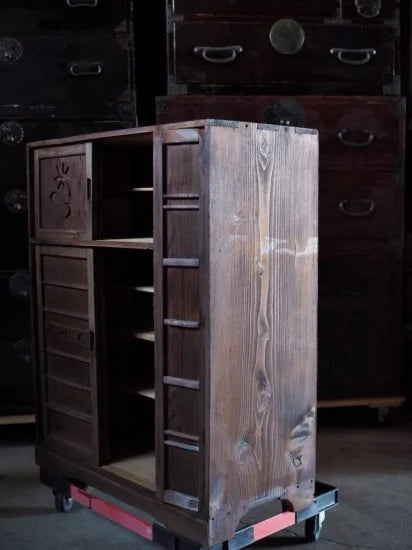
[{"x1": 208, "y1": 123, "x2": 318, "y2": 543}]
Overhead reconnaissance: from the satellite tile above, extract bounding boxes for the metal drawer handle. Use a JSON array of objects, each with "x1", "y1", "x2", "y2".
[
  {"x1": 69, "y1": 61, "x2": 103, "y2": 76},
  {"x1": 355, "y1": 0, "x2": 381, "y2": 18},
  {"x1": 338, "y1": 199, "x2": 375, "y2": 217},
  {"x1": 330, "y1": 47, "x2": 376, "y2": 66},
  {"x1": 66, "y1": 0, "x2": 98, "y2": 6},
  {"x1": 193, "y1": 45, "x2": 243, "y2": 64},
  {"x1": 338, "y1": 129, "x2": 375, "y2": 148}
]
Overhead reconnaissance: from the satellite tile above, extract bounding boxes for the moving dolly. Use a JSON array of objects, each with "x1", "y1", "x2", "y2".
[{"x1": 45, "y1": 474, "x2": 338, "y2": 547}]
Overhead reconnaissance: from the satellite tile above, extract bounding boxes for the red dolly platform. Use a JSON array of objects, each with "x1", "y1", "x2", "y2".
[{"x1": 44, "y1": 473, "x2": 338, "y2": 548}]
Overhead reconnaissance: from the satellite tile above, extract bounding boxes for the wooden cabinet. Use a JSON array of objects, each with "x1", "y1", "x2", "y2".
[{"x1": 29, "y1": 120, "x2": 319, "y2": 546}]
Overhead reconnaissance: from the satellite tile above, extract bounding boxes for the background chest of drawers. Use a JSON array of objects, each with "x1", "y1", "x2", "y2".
[
  {"x1": 167, "y1": 1, "x2": 400, "y2": 96},
  {"x1": 157, "y1": 94, "x2": 405, "y2": 403},
  {"x1": 0, "y1": 1, "x2": 136, "y2": 417}
]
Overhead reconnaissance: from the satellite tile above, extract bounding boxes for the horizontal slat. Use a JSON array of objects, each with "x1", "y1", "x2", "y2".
[
  {"x1": 43, "y1": 281, "x2": 88, "y2": 291},
  {"x1": 47, "y1": 374, "x2": 91, "y2": 392},
  {"x1": 43, "y1": 308, "x2": 89, "y2": 321},
  {"x1": 45, "y1": 347, "x2": 90, "y2": 364},
  {"x1": 164, "y1": 430, "x2": 199, "y2": 443},
  {"x1": 163, "y1": 258, "x2": 199, "y2": 267},
  {"x1": 163, "y1": 376, "x2": 200, "y2": 390},
  {"x1": 163, "y1": 194, "x2": 200, "y2": 200},
  {"x1": 163, "y1": 205, "x2": 199, "y2": 211},
  {"x1": 131, "y1": 188, "x2": 153, "y2": 192},
  {"x1": 163, "y1": 490, "x2": 199, "y2": 512},
  {"x1": 163, "y1": 129, "x2": 200, "y2": 144},
  {"x1": 47, "y1": 402, "x2": 92, "y2": 423},
  {"x1": 164, "y1": 440, "x2": 199, "y2": 453},
  {"x1": 164, "y1": 319, "x2": 199, "y2": 329}
]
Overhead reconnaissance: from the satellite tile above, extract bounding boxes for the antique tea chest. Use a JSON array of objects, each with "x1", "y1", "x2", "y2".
[{"x1": 28, "y1": 120, "x2": 319, "y2": 546}]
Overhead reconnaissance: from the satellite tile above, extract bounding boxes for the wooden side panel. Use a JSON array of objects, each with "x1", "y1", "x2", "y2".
[
  {"x1": 35, "y1": 245, "x2": 101, "y2": 464},
  {"x1": 207, "y1": 123, "x2": 319, "y2": 543}
]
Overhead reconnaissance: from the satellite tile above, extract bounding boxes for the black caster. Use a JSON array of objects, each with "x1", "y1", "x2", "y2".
[
  {"x1": 304, "y1": 511, "x2": 325, "y2": 542},
  {"x1": 54, "y1": 492, "x2": 74, "y2": 513}
]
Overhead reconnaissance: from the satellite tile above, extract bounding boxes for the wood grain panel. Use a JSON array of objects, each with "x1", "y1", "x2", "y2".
[
  {"x1": 207, "y1": 123, "x2": 318, "y2": 543},
  {"x1": 165, "y1": 446, "x2": 199, "y2": 498},
  {"x1": 47, "y1": 352, "x2": 91, "y2": 388},
  {"x1": 47, "y1": 408, "x2": 93, "y2": 452},
  {"x1": 166, "y1": 144, "x2": 201, "y2": 195}
]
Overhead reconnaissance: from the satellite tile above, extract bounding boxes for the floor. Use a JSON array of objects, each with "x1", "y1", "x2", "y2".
[{"x1": 1, "y1": 410, "x2": 412, "y2": 550}]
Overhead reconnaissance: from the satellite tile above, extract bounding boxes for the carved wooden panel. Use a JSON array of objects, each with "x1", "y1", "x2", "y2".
[{"x1": 34, "y1": 144, "x2": 93, "y2": 241}]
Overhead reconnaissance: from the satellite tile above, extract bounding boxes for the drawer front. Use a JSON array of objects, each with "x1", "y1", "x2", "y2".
[
  {"x1": 0, "y1": 0, "x2": 131, "y2": 33},
  {"x1": 318, "y1": 250, "x2": 403, "y2": 399},
  {"x1": 34, "y1": 144, "x2": 93, "y2": 241},
  {"x1": 157, "y1": 96, "x2": 405, "y2": 170},
  {"x1": 172, "y1": 21, "x2": 397, "y2": 94},
  {"x1": 319, "y1": 171, "x2": 403, "y2": 241},
  {"x1": 172, "y1": 0, "x2": 338, "y2": 17},
  {"x1": 341, "y1": 0, "x2": 397, "y2": 20},
  {"x1": 0, "y1": 33, "x2": 134, "y2": 118}
]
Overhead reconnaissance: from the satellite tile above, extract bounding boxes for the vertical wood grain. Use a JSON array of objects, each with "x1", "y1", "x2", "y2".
[{"x1": 207, "y1": 123, "x2": 318, "y2": 543}]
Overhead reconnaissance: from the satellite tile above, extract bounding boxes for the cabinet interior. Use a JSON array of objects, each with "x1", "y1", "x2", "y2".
[{"x1": 98, "y1": 137, "x2": 156, "y2": 491}]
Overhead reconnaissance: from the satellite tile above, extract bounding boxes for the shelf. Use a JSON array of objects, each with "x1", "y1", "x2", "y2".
[
  {"x1": 133, "y1": 286, "x2": 154, "y2": 294},
  {"x1": 94, "y1": 238, "x2": 153, "y2": 250},
  {"x1": 134, "y1": 331, "x2": 155, "y2": 342},
  {"x1": 131, "y1": 187, "x2": 153, "y2": 192},
  {"x1": 103, "y1": 452, "x2": 155, "y2": 492},
  {"x1": 137, "y1": 388, "x2": 155, "y2": 400}
]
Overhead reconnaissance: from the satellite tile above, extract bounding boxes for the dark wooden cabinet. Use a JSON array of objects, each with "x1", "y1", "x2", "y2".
[
  {"x1": 29, "y1": 120, "x2": 319, "y2": 546},
  {"x1": 167, "y1": 3, "x2": 400, "y2": 95},
  {"x1": 0, "y1": 3, "x2": 136, "y2": 417},
  {"x1": 156, "y1": 95, "x2": 405, "y2": 405}
]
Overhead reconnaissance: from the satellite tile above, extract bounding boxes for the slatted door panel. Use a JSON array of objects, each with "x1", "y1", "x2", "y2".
[
  {"x1": 35, "y1": 245, "x2": 101, "y2": 464},
  {"x1": 154, "y1": 128, "x2": 205, "y2": 513}
]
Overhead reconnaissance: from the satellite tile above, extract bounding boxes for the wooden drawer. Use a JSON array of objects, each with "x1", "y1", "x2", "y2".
[
  {"x1": 318, "y1": 249, "x2": 403, "y2": 399},
  {"x1": 341, "y1": 0, "x2": 398, "y2": 20},
  {"x1": 319, "y1": 171, "x2": 403, "y2": 241},
  {"x1": 0, "y1": 0, "x2": 131, "y2": 33},
  {"x1": 0, "y1": 32, "x2": 134, "y2": 119},
  {"x1": 170, "y1": 20, "x2": 398, "y2": 95},
  {"x1": 172, "y1": 0, "x2": 397, "y2": 20},
  {"x1": 172, "y1": 0, "x2": 338, "y2": 17},
  {"x1": 157, "y1": 96, "x2": 405, "y2": 170}
]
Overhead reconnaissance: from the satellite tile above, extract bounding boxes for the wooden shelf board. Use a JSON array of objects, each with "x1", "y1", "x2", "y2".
[
  {"x1": 0, "y1": 414, "x2": 35, "y2": 426},
  {"x1": 133, "y1": 286, "x2": 154, "y2": 294},
  {"x1": 318, "y1": 396, "x2": 405, "y2": 409},
  {"x1": 134, "y1": 331, "x2": 155, "y2": 342},
  {"x1": 137, "y1": 388, "x2": 155, "y2": 399},
  {"x1": 94, "y1": 239, "x2": 153, "y2": 250},
  {"x1": 103, "y1": 452, "x2": 155, "y2": 492},
  {"x1": 131, "y1": 188, "x2": 153, "y2": 192}
]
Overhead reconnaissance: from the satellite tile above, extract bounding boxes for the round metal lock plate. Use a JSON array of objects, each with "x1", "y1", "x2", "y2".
[
  {"x1": 0, "y1": 37, "x2": 23, "y2": 64},
  {"x1": 262, "y1": 99, "x2": 307, "y2": 128},
  {"x1": 269, "y1": 19, "x2": 305, "y2": 55},
  {"x1": 0, "y1": 121, "x2": 24, "y2": 146},
  {"x1": 4, "y1": 188, "x2": 27, "y2": 214}
]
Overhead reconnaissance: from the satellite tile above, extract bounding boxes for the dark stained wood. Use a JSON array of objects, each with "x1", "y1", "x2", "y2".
[
  {"x1": 207, "y1": 123, "x2": 318, "y2": 543},
  {"x1": 169, "y1": 20, "x2": 399, "y2": 95},
  {"x1": 157, "y1": 95, "x2": 406, "y2": 171},
  {"x1": 30, "y1": 120, "x2": 319, "y2": 546}
]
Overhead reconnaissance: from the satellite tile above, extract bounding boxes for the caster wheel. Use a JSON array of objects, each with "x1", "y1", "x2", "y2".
[
  {"x1": 54, "y1": 492, "x2": 74, "y2": 513},
  {"x1": 304, "y1": 511, "x2": 325, "y2": 542}
]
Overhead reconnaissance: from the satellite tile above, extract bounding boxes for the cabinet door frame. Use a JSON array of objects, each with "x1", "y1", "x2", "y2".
[
  {"x1": 34, "y1": 245, "x2": 103, "y2": 465},
  {"x1": 33, "y1": 143, "x2": 95, "y2": 242}
]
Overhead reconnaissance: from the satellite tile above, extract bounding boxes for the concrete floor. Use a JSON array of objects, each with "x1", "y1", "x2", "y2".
[{"x1": 1, "y1": 412, "x2": 412, "y2": 550}]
